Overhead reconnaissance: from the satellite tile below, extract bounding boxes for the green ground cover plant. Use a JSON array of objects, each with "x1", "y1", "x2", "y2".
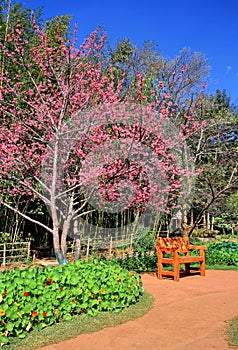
[
  {"x1": 3, "y1": 291, "x2": 153, "y2": 350},
  {"x1": 0, "y1": 259, "x2": 143, "y2": 345}
]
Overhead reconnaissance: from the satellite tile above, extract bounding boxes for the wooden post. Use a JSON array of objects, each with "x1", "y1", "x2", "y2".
[
  {"x1": 109, "y1": 236, "x2": 113, "y2": 256},
  {"x1": 27, "y1": 241, "x2": 31, "y2": 259},
  {"x1": 3, "y1": 243, "x2": 6, "y2": 267},
  {"x1": 130, "y1": 232, "x2": 133, "y2": 250},
  {"x1": 86, "y1": 238, "x2": 90, "y2": 259}
]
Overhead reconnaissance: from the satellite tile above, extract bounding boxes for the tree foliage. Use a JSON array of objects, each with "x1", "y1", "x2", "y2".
[
  {"x1": 106, "y1": 39, "x2": 210, "y2": 105},
  {"x1": 189, "y1": 90, "x2": 238, "y2": 233},
  {"x1": 0, "y1": 9, "x2": 203, "y2": 262}
]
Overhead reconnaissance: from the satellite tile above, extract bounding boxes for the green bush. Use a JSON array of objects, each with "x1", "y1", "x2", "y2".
[
  {"x1": 191, "y1": 228, "x2": 220, "y2": 238},
  {"x1": 207, "y1": 241, "x2": 238, "y2": 253},
  {"x1": 0, "y1": 259, "x2": 143, "y2": 345},
  {"x1": 133, "y1": 233, "x2": 155, "y2": 253},
  {"x1": 206, "y1": 241, "x2": 238, "y2": 266},
  {"x1": 114, "y1": 252, "x2": 157, "y2": 272}
]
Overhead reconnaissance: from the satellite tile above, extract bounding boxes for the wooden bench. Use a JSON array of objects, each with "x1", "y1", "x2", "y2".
[{"x1": 157, "y1": 237, "x2": 207, "y2": 281}]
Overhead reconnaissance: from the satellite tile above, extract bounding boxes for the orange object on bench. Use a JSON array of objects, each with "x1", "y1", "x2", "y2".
[{"x1": 157, "y1": 237, "x2": 207, "y2": 281}]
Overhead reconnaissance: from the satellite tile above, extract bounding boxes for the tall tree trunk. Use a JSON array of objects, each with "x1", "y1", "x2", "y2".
[
  {"x1": 73, "y1": 220, "x2": 81, "y2": 261},
  {"x1": 190, "y1": 209, "x2": 194, "y2": 226},
  {"x1": 52, "y1": 226, "x2": 64, "y2": 264},
  {"x1": 211, "y1": 216, "x2": 214, "y2": 231},
  {"x1": 207, "y1": 212, "x2": 210, "y2": 230},
  {"x1": 74, "y1": 237, "x2": 81, "y2": 261},
  {"x1": 60, "y1": 218, "x2": 71, "y2": 264},
  {"x1": 60, "y1": 230, "x2": 68, "y2": 263},
  {"x1": 202, "y1": 213, "x2": 206, "y2": 228}
]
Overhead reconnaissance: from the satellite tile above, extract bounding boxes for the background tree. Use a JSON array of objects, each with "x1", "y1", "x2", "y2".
[
  {"x1": 106, "y1": 39, "x2": 210, "y2": 106},
  {"x1": 187, "y1": 90, "x2": 238, "y2": 234}
]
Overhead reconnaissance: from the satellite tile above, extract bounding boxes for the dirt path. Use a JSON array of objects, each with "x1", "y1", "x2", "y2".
[{"x1": 41, "y1": 270, "x2": 238, "y2": 350}]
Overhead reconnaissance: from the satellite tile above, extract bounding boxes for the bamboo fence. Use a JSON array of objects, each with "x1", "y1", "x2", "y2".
[{"x1": 0, "y1": 241, "x2": 31, "y2": 266}]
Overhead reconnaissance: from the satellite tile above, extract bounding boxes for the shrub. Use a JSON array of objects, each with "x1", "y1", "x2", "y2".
[
  {"x1": 114, "y1": 252, "x2": 157, "y2": 272},
  {"x1": 206, "y1": 241, "x2": 238, "y2": 266},
  {"x1": 207, "y1": 241, "x2": 238, "y2": 253},
  {"x1": 191, "y1": 228, "x2": 220, "y2": 238},
  {"x1": 133, "y1": 233, "x2": 156, "y2": 253},
  {"x1": 0, "y1": 259, "x2": 143, "y2": 345}
]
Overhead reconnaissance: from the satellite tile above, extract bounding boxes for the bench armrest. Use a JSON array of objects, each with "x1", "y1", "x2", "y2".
[{"x1": 188, "y1": 245, "x2": 207, "y2": 251}]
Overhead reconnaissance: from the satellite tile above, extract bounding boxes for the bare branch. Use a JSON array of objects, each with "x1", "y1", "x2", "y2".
[{"x1": 1, "y1": 201, "x2": 53, "y2": 234}]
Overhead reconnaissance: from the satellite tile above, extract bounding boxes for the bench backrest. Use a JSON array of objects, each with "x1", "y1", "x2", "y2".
[{"x1": 158, "y1": 237, "x2": 189, "y2": 252}]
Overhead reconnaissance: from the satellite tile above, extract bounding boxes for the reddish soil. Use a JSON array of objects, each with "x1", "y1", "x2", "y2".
[{"x1": 40, "y1": 270, "x2": 238, "y2": 350}]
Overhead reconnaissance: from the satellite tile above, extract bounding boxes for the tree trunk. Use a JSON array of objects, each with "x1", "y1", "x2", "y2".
[
  {"x1": 74, "y1": 236, "x2": 81, "y2": 261},
  {"x1": 190, "y1": 209, "x2": 194, "y2": 226},
  {"x1": 60, "y1": 230, "x2": 68, "y2": 264},
  {"x1": 61, "y1": 219, "x2": 71, "y2": 264},
  {"x1": 52, "y1": 227, "x2": 64, "y2": 264},
  {"x1": 207, "y1": 212, "x2": 210, "y2": 230},
  {"x1": 73, "y1": 220, "x2": 81, "y2": 261},
  {"x1": 202, "y1": 213, "x2": 206, "y2": 228},
  {"x1": 211, "y1": 216, "x2": 214, "y2": 231}
]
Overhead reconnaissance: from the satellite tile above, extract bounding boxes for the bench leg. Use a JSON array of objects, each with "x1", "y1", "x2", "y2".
[
  {"x1": 200, "y1": 260, "x2": 206, "y2": 276},
  {"x1": 185, "y1": 263, "x2": 190, "y2": 276},
  {"x1": 199, "y1": 250, "x2": 206, "y2": 276},
  {"x1": 174, "y1": 260, "x2": 180, "y2": 282},
  {"x1": 158, "y1": 261, "x2": 163, "y2": 279},
  {"x1": 158, "y1": 251, "x2": 163, "y2": 279}
]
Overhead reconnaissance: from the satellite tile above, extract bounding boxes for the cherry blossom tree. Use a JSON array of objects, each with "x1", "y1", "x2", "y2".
[{"x1": 0, "y1": 18, "x2": 201, "y2": 263}]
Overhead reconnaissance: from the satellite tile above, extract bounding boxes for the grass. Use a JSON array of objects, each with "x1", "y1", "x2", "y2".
[
  {"x1": 4, "y1": 291, "x2": 154, "y2": 350},
  {"x1": 206, "y1": 265, "x2": 238, "y2": 270},
  {"x1": 226, "y1": 316, "x2": 238, "y2": 348}
]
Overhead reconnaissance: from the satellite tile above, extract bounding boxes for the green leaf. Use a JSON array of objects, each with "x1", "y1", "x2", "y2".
[
  {"x1": 68, "y1": 275, "x2": 80, "y2": 285},
  {"x1": 6, "y1": 322, "x2": 14, "y2": 332},
  {"x1": 87, "y1": 309, "x2": 98, "y2": 316},
  {"x1": 0, "y1": 335, "x2": 9, "y2": 344},
  {"x1": 28, "y1": 280, "x2": 37, "y2": 289},
  {"x1": 22, "y1": 303, "x2": 33, "y2": 314},
  {"x1": 91, "y1": 285, "x2": 99, "y2": 294},
  {"x1": 18, "y1": 332, "x2": 27, "y2": 339},
  {"x1": 38, "y1": 323, "x2": 47, "y2": 330},
  {"x1": 63, "y1": 313, "x2": 72, "y2": 321}
]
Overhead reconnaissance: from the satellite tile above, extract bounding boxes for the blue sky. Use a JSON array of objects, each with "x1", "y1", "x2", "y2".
[{"x1": 25, "y1": 0, "x2": 238, "y2": 104}]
